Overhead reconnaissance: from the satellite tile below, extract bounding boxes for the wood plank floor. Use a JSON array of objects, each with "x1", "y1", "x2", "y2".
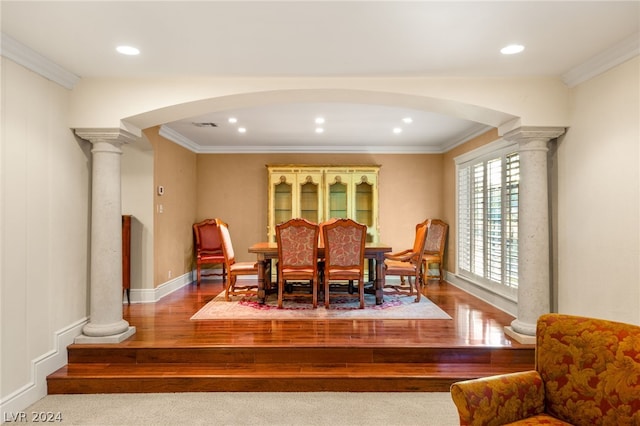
[{"x1": 48, "y1": 279, "x2": 535, "y2": 393}]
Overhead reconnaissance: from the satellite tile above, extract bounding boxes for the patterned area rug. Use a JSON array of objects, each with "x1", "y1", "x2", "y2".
[{"x1": 191, "y1": 287, "x2": 451, "y2": 320}]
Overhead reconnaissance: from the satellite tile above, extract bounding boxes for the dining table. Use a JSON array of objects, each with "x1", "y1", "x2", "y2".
[{"x1": 248, "y1": 242, "x2": 393, "y2": 305}]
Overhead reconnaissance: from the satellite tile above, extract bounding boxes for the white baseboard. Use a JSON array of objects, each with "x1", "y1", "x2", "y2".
[
  {"x1": 0, "y1": 318, "x2": 87, "y2": 420},
  {"x1": 445, "y1": 272, "x2": 517, "y2": 317},
  {"x1": 125, "y1": 271, "x2": 193, "y2": 304}
]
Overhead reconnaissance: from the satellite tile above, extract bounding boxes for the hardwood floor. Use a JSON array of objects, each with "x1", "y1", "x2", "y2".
[{"x1": 47, "y1": 279, "x2": 535, "y2": 393}]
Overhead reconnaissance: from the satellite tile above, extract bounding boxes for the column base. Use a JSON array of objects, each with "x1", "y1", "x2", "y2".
[
  {"x1": 74, "y1": 326, "x2": 136, "y2": 344},
  {"x1": 503, "y1": 326, "x2": 536, "y2": 345}
]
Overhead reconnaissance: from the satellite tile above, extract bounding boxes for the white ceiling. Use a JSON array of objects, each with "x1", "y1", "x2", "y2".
[{"x1": 2, "y1": 1, "x2": 638, "y2": 153}]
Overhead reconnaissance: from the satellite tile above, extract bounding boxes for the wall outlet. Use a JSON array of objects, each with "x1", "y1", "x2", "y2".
[{"x1": 168, "y1": 270, "x2": 172, "y2": 279}]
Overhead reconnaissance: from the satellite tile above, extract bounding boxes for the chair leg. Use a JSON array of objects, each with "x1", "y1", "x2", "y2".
[
  {"x1": 312, "y1": 277, "x2": 318, "y2": 308},
  {"x1": 224, "y1": 276, "x2": 235, "y2": 301},
  {"x1": 413, "y1": 272, "x2": 421, "y2": 303},
  {"x1": 197, "y1": 265, "x2": 201, "y2": 286},
  {"x1": 325, "y1": 278, "x2": 330, "y2": 308},
  {"x1": 278, "y1": 278, "x2": 285, "y2": 309},
  {"x1": 358, "y1": 279, "x2": 365, "y2": 309}
]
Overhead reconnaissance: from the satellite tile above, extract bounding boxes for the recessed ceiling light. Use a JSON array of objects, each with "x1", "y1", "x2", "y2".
[
  {"x1": 228, "y1": 117, "x2": 237, "y2": 124},
  {"x1": 393, "y1": 128, "x2": 402, "y2": 134},
  {"x1": 500, "y1": 44, "x2": 525, "y2": 55},
  {"x1": 315, "y1": 117, "x2": 325, "y2": 124},
  {"x1": 402, "y1": 117, "x2": 413, "y2": 124},
  {"x1": 315, "y1": 128, "x2": 324, "y2": 134},
  {"x1": 238, "y1": 127, "x2": 247, "y2": 133},
  {"x1": 116, "y1": 45, "x2": 140, "y2": 56}
]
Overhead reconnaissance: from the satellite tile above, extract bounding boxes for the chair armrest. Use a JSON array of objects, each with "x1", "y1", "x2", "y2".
[
  {"x1": 384, "y1": 249, "x2": 414, "y2": 262},
  {"x1": 450, "y1": 370, "x2": 545, "y2": 425}
]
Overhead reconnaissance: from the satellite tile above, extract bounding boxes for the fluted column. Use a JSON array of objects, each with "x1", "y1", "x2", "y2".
[
  {"x1": 74, "y1": 128, "x2": 137, "y2": 343},
  {"x1": 503, "y1": 127, "x2": 564, "y2": 344}
]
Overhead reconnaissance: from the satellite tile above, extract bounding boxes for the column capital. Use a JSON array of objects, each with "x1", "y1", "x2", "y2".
[
  {"x1": 503, "y1": 126, "x2": 565, "y2": 144},
  {"x1": 74, "y1": 127, "x2": 138, "y2": 146}
]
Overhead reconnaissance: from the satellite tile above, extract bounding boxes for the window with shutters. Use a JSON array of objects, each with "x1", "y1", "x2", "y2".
[{"x1": 456, "y1": 141, "x2": 519, "y2": 300}]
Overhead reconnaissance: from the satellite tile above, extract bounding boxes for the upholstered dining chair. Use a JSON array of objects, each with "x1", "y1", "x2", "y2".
[
  {"x1": 422, "y1": 219, "x2": 448, "y2": 283},
  {"x1": 317, "y1": 217, "x2": 339, "y2": 287},
  {"x1": 193, "y1": 218, "x2": 226, "y2": 286},
  {"x1": 383, "y1": 220, "x2": 429, "y2": 302},
  {"x1": 322, "y1": 218, "x2": 367, "y2": 309},
  {"x1": 218, "y1": 220, "x2": 260, "y2": 301},
  {"x1": 275, "y1": 218, "x2": 320, "y2": 309}
]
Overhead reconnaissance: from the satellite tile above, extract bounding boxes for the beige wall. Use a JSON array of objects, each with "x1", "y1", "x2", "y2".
[
  {"x1": 145, "y1": 128, "x2": 198, "y2": 287},
  {"x1": 1, "y1": 58, "x2": 91, "y2": 407},
  {"x1": 556, "y1": 57, "x2": 639, "y2": 324},
  {"x1": 195, "y1": 153, "x2": 443, "y2": 263},
  {"x1": 121, "y1": 143, "x2": 154, "y2": 290}
]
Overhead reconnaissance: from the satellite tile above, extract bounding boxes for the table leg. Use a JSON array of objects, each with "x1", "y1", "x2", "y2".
[
  {"x1": 375, "y1": 254, "x2": 385, "y2": 305},
  {"x1": 257, "y1": 257, "x2": 266, "y2": 304}
]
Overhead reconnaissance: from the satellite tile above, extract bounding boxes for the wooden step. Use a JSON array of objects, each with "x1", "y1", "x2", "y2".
[
  {"x1": 47, "y1": 361, "x2": 534, "y2": 393},
  {"x1": 66, "y1": 344, "x2": 534, "y2": 366},
  {"x1": 48, "y1": 344, "x2": 535, "y2": 393}
]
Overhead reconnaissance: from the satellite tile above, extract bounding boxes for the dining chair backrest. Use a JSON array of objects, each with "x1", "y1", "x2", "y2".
[
  {"x1": 193, "y1": 219, "x2": 223, "y2": 253},
  {"x1": 322, "y1": 218, "x2": 367, "y2": 273},
  {"x1": 276, "y1": 218, "x2": 319, "y2": 271},
  {"x1": 218, "y1": 220, "x2": 236, "y2": 265},
  {"x1": 424, "y1": 219, "x2": 448, "y2": 256},
  {"x1": 412, "y1": 220, "x2": 430, "y2": 264},
  {"x1": 318, "y1": 217, "x2": 339, "y2": 247}
]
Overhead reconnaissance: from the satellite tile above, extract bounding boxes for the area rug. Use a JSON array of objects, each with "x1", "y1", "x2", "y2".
[{"x1": 191, "y1": 287, "x2": 451, "y2": 320}]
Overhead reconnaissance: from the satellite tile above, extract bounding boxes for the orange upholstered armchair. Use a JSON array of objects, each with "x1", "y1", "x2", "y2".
[
  {"x1": 383, "y1": 220, "x2": 429, "y2": 302},
  {"x1": 450, "y1": 314, "x2": 640, "y2": 425},
  {"x1": 193, "y1": 218, "x2": 226, "y2": 286},
  {"x1": 218, "y1": 220, "x2": 260, "y2": 301}
]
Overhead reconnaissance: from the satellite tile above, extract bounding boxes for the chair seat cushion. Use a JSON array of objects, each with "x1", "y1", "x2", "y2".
[
  {"x1": 199, "y1": 254, "x2": 225, "y2": 262},
  {"x1": 282, "y1": 267, "x2": 315, "y2": 276},
  {"x1": 385, "y1": 259, "x2": 417, "y2": 275},
  {"x1": 326, "y1": 268, "x2": 361, "y2": 279},
  {"x1": 423, "y1": 254, "x2": 441, "y2": 262},
  {"x1": 230, "y1": 262, "x2": 258, "y2": 273}
]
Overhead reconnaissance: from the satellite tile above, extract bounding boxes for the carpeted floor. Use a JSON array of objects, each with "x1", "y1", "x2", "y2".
[{"x1": 24, "y1": 392, "x2": 460, "y2": 425}]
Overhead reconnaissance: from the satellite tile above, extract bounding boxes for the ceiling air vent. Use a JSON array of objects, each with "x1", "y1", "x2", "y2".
[{"x1": 192, "y1": 122, "x2": 217, "y2": 127}]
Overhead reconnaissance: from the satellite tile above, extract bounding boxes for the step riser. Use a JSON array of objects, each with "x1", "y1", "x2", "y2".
[
  {"x1": 68, "y1": 347, "x2": 534, "y2": 366},
  {"x1": 47, "y1": 377, "x2": 460, "y2": 393}
]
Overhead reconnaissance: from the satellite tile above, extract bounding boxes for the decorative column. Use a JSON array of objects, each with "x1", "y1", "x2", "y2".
[
  {"x1": 74, "y1": 128, "x2": 137, "y2": 343},
  {"x1": 503, "y1": 127, "x2": 564, "y2": 344}
]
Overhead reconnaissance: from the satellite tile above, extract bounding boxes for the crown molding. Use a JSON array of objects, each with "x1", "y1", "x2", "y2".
[
  {"x1": 1, "y1": 33, "x2": 80, "y2": 90},
  {"x1": 159, "y1": 124, "x2": 446, "y2": 154},
  {"x1": 562, "y1": 32, "x2": 639, "y2": 88},
  {"x1": 159, "y1": 125, "x2": 203, "y2": 152}
]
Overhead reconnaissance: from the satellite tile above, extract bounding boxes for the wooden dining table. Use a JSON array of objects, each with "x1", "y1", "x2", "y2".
[{"x1": 248, "y1": 242, "x2": 392, "y2": 305}]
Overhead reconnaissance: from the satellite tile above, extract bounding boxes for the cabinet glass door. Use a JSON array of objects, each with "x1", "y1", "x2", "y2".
[
  {"x1": 328, "y1": 180, "x2": 348, "y2": 219},
  {"x1": 355, "y1": 181, "x2": 373, "y2": 226},
  {"x1": 274, "y1": 180, "x2": 292, "y2": 225},
  {"x1": 300, "y1": 180, "x2": 319, "y2": 222}
]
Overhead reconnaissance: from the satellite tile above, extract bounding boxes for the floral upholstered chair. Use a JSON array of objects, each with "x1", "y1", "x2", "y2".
[
  {"x1": 322, "y1": 218, "x2": 367, "y2": 309},
  {"x1": 450, "y1": 313, "x2": 640, "y2": 425},
  {"x1": 275, "y1": 218, "x2": 320, "y2": 309}
]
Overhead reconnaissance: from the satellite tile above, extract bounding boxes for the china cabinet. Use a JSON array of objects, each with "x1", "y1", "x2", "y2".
[{"x1": 267, "y1": 165, "x2": 380, "y2": 242}]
